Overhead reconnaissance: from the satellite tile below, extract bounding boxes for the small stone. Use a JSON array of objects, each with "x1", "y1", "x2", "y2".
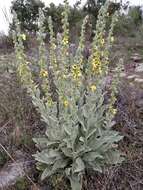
[
  {"x1": 134, "y1": 78, "x2": 143, "y2": 83},
  {"x1": 136, "y1": 100, "x2": 143, "y2": 107},
  {"x1": 129, "y1": 82, "x2": 135, "y2": 87},
  {"x1": 126, "y1": 74, "x2": 138, "y2": 81},
  {"x1": 135, "y1": 64, "x2": 143, "y2": 73},
  {"x1": 131, "y1": 53, "x2": 142, "y2": 62},
  {"x1": 134, "y1": 78, "x2": 143, "y2": 88},
  {"x1": 120, "y1": 72, "x2": 126, "y2": 78}
]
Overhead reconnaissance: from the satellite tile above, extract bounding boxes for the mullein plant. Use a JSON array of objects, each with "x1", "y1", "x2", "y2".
[{"x1": 13, "y1": 1, "x2": 124, "y2": 189}]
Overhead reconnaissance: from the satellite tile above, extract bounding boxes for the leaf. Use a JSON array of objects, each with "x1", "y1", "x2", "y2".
[
  {"x1": 69, "y1": 174, "x2": 82, "y2": 190},
  {"x1": 92, "y1": 131, "x2": 123, "y2": 151},
  {"x1": 41, "y1": 159, "x2": 69, "y2": 180},
  {"x1": 77, "y1": 109, "x2": 86, "y2": 132},
  {"x1": 46, "y1": 141, "x2": 60, "y2": 148},
  {"x1": 104, "y1": 150, "x2": 125, "y2": 164},
  {"x1": 41, "y1": 166, "x2": 55, "y2": 180},
  {"x1": 46, "y1": 122, "x2": 63, "y2": 141},
  {"x1": 63, "y1": 138, "x2": 72, "y2": 149},
  {"x1": 83, "y1": 152, "x2": 103, "y2": 162},
  {"x1": 79, "y1": 136, "x2": 84, "y2": 143},
  {"x1": 89, "y1": 162, "x2": 103, "y2": 173},
  {"x1": 63, "y1": 123, "x2": 72, "y2": 136},
  {"x1": 73, "y1": 157, "x2": 85, "y2": 173},
  {"x1": 86, "y1": 126, "x2": 97, "y2": 140},
  {"x1": 71, "y1": 125, "x2": 79, "y2": 149},
  {"x1": 52, "y1": 159, "x2": 68, "y2": 171},
  {"x1": 61, "y1": 147, "x2": 73, "y2": 157},
  {"x1": 48, "y1": 116, "x2": 58, "y2": 128},
  {"x1": 33, "y1": 138, "x2": 48, "y2": 149},
  {"x1": 65, "y1": 167, "x2": 71, "y2": 177},
  {"x1": 82, "y1": 104, "x2": 89, "y2": 118},
  {"x1": 72, "y1": 145, "x2": 87, "y2": 159},
  {"x1": 33, "y1": 149, "x2": 61, "y2": 165}
]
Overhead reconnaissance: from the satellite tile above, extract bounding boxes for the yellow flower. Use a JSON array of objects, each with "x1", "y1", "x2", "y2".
[
  {"x1": 98, "y1": 67, "x2": 102, "y2": 74},
  {"x1": 91, "y1": 50, "x2": 103, "y2": 75},
  {"x1": 109, "y1": 105, "x2": 117, "y2": 115},
  {"x1": 52, "y1": 44, "x2": 57, "y2": 50},
  {"x1": 111, "y1": 36, "x2": 114, "y2": 43},
  {"x1": 62, "y1": 36, "x2": 68, "y2": 45},
  {"x1": 18, "y1": 56, "x2": 22, "y2": 60},
  {"x1": 79, "y1": 58, "x2": 83, "y2": 65},
  {"x1": 47, "y1": 98, "x2": 53, "y2": 107},
  {"x1": 71, "y1": 64, "x2": 82, "y2": 79},
  {"x1": 91, "y1": 58, "x2": 102, "y2": 74},
  {"x1": 112, "y1": 108, "x2": 117, "y2": 115},
  {"x1": 112, "y1": 96, "x2": 117, "y2": 103},
  {"x1": 26, "y1": 61, "x2": 30, "y2": 65},
  {"x1": 100, "y1": 38, "x2": 105, "y2": 46},
  {"x1": 40, "y1": 70, "x2": 48, "y2": 77},
  {"x1": 63, "y1": 100, "x2": 69, "y2": 107},
  {"x1": 53, "y1": 57, "x2": 57, "y2": 64},
  {"x1": 21, "y1": 34, "x2": 26, "y2": 41},
  {"x1": 62, "y1": 74, "x2": 67, "y2": 79},
  {"x1": 90, "y1": 85, "x2": 97, "y2": 92}
]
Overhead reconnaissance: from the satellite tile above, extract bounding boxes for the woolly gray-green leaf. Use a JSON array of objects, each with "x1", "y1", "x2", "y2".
[
  {"x1": 33, "y1": 149, "x2": 61, "y2": 165},
  {"x1": 73, "y1": 157, "x2": 85, "y2": 173},
  {"x1": 83, "y1": 152, "x2": 103, "y2": 162},
  {"x1": 33, "y1": 137, "x2": 48, "y2": 149},
  {"x1": 52, "y1": 159, "x2": 69, "y2": 171},
  {"x1": 69, "y1": 174, "x2": 82, "y2": 190},
  {"x1": 41, "y1": 166, "x2": 55, "y2": 180}
]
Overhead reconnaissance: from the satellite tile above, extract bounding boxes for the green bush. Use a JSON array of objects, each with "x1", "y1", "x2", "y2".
[
  {"x1": 114, "y1": 6, "x2": 142, "y2": 37},
  {"x1": 128, "y1": 6, "x2": 142, "y2": 26}
]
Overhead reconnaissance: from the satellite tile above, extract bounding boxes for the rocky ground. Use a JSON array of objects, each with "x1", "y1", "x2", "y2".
[{"x1": 0, "y1": 49, "x2": 143, "y2": 189}]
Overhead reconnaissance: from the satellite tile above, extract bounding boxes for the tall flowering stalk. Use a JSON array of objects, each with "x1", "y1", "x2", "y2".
[
  {"x1": 48, "y1": 16, "x2": 57, "y2": 69},
  {"x1": 37, "y1": 8, "x2": 47, "y2": 73},
  {"x1": 13, "y1": 12, "x2": 33, "y2": 89},
  {"x1": 72, "y1": 16, "x2": 89, "y2": 81},
  {"x1": 61, "y1": 0, "x2": 70, "y2": 68},
  {"x1": 37, "y1": 9, "x2": 53, "y2": 105},
  {"x1": 14, "y1": 1, "x2": 124, "y2": 190},
  {"x1": 89, "y1": 3, "x2": 107, "y2": 76}
]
